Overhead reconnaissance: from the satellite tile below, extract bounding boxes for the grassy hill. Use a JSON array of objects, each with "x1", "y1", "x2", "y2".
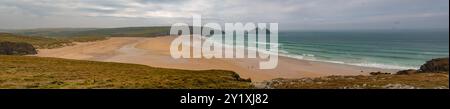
[
  {"x1": 5, "y1": 28, "x2": 98, "y2": 37},
  {"x1": 6, "y1": 26, "x2": 219, "y2": 38},
  {"x1": 0, "y1": 55, "x2": 252, "y2": 89},
  {"x1": 9, "y1": 27, "x2": 171, "y2": 38},
  {"x1": 74, "y1": 27, "x2": 171, "y2": 37},
  {"x1": 0, "y1": 33, "x2": 107, "y2": 49},
  {"x1": 0, "y1": 33, "x2": 72, "y2": 49},
  {"x1": 4, "y1": 27, "x2": 171, "y2": 44}
]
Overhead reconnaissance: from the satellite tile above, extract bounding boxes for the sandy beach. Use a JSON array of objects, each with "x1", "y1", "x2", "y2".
[{"x1": 36, "y1": 36, "x2": 399, "y2": 82}]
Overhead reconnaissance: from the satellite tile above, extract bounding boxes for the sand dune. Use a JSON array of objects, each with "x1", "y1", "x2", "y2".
[{"x1": 36, "y1": 36, "x2": 398, "y2": 82}]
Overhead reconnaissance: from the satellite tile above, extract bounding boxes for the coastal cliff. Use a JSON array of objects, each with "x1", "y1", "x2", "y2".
[
  {"x1": 420, "y1": 58, "x2": 449, "y2": 73},
  {"x1": 396, "y1": 58, "x2": 449, "y2": 75}
]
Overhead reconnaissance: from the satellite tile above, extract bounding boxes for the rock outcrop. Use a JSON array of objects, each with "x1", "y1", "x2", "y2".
[
  {"x1": 419, "y1": 58, "x2": 449, "y2": 73},
  {"x1": 370, "y1": 72, "x2": 392, "y2": 75},
  {"x1": 396, "y1": 69, "x2": 418, "y2": 75},
  {"x1": 0, "y1": 41, "x2": 37, "y2": 55},
  {"x1": 396, "y1": 58, "x2": 449, "y2": 75}
]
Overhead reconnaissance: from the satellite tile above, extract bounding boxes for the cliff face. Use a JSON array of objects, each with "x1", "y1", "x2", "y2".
[
  {"x1": 0, "y1": 41, "x2": 37, "y2": 55},
  {"x1": 419, "y1": 58, "x2": 449, "y2": 73}
]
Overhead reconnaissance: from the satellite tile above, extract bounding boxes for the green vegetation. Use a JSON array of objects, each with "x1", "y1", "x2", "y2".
[
  {"x1": 73, "y1": 27, "x2": 171, "y2": 37},
  {"x1": 58, "y1": 36, "x2": 107, "y2": 42},
  {"x1": 3, "y1": 27, "x2": 170, "y2": 46},
  {"x1": 6, "y1": 28, "x2": 98, "y2": 37},
  {"x1": 0, "y1": 33, "x2": 72, "y2": 49},
  {"x1": 10, "y1": 27, "x2": 171, "y2": 38},
  {"x1": 0, "y1": 55, "x2": 252, "y2": 89},
  {"x1": 3, "y1": 26, "x2": 209, "y2": 46},
  {"x1": 0, "y1": 33, "x2": 107, "y2": 49},
  {"x1": 7, "y1": 26, "x2": 217, "y2": 38}
]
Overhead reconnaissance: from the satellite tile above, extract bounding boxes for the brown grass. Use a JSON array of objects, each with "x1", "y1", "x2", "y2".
[
  {"x1": 267, "y1": 73, "x2": 449, "y2": 89},
  {"x1": 0, "y1": 55, "x2": 252, "y2": 89}
]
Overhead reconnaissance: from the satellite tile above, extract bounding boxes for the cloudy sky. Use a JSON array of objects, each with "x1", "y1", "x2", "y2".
[{"x1": 0, "y1": 0, "x2": 448, "y2": 30}]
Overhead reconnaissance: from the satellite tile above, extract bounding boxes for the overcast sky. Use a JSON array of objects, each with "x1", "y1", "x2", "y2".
[{"x1": 0, "y1": 0, "x2": 448, "y2": 30}]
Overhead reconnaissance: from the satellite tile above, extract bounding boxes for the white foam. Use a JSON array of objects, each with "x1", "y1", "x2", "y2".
[
  {"x1": 279, "y1": 52, "x2": 418, "y2": 70},
  {"x1": 348, "y1": 63, "x2": 418, "y2": 70},
  {"x1": 199, "y1": 37, "x2": 420, "y2": 70}
]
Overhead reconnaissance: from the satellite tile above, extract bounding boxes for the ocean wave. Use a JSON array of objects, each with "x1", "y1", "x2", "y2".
[
  {"x1": 194, "y1": 38, "x2": 422, "y2": 70},
  {"x1": 282, "y1": 42, "x2": 448, "y2": 57},
  {"x1": 348, "y1": 63, "x2": 418, "y2": 70},
  {"x1": 282, "y1": 46, "x2": 428, "y2": 60},
  {"x1": 279, "y1": 53, "x2": 418, "y2": 70}
]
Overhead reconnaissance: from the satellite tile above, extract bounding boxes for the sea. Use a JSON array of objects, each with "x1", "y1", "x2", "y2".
[
  {"x1": 276, "y1": 30, "x2": 449, "y2": 70},
  {"x1": 210, "y1": 30, "x2": 449, "y2": 70}
]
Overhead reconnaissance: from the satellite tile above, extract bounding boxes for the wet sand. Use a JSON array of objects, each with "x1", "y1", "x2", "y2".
[{"x1": 36, "y1": 36, "x2": 398, "y2": 82}]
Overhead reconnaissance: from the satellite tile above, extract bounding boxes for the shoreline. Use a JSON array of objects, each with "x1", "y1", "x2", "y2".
[{"x1": 35, "y1": 36, "x2": 399, "y2": 82}]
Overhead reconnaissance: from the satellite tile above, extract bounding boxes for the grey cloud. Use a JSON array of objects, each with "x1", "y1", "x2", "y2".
[
  {"x1": 0, "y1": 0, "x2": 448, "y2": 30},
  {"x1": 132, "y1": 0, "x2": 187, "y2": 4}
]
